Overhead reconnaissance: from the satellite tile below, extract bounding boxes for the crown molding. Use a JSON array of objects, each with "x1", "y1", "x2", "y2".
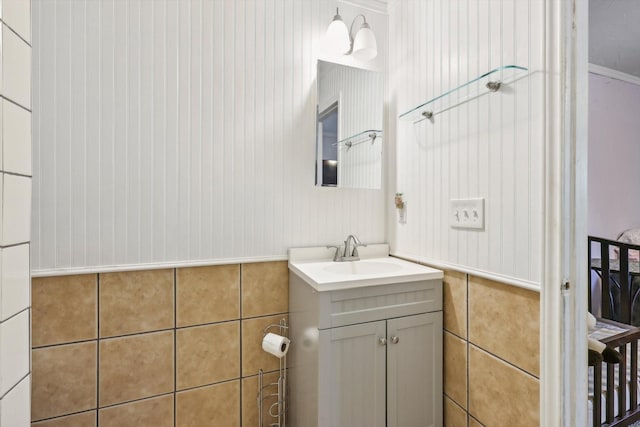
[{"x1": 589, "y1": 63, "x2": 640, "y2": 86}]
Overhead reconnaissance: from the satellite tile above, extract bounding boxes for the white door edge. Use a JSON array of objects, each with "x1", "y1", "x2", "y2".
[{"x1": 541, "y1": 0, "x2": 588, "y2": 425}]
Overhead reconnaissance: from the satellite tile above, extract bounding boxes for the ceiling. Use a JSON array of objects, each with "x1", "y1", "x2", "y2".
[{"x1": 590, "y1": 0, "x2": 640, "y2": 78}]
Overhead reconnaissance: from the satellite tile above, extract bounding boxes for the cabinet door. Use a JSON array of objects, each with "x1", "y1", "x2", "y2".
[
  {"x1": 387, "y1": 312, "x2": 443, "y2": 427},
  {"x1": 318, "y1": 321, "x2": 386, "y2": 427}
]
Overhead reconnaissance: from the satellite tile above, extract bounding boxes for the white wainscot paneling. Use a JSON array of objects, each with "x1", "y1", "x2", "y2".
[
  {"x1": 31, "y1": 0, "x2": 387, "y2": 272},
  {"x1": 388, "y1": 0, "x2": 544, "y2": 286}
]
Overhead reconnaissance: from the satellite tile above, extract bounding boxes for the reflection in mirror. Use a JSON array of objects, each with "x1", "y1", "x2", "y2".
[
  {"x1": 316, "y1": 60, "x2": 383, "y2": 189},
  {"x1": 318, "y1": 102, "x2": 339, "y2": 186}
]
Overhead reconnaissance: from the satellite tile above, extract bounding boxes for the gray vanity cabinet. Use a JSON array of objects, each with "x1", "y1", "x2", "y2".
[
  {"x1": 288, "y1": 271, "x2": 443, "y2": 427},
  {"x1": 318, "y1": 321, "x2": 387, "y2": 427},
  {"x1": 387, "y1": 312, "x2": 443, "y2": 427}
]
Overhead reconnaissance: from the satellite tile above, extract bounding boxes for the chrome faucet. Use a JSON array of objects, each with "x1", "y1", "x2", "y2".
[{"x1": 327, "y1": 235, "x2": 367, "y2": 262}]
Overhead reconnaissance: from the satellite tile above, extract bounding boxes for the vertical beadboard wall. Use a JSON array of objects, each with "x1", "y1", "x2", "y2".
[
  {"x1": 318, "y1": 62, "x2": 383, "y2": 189},
  {"x1": 388, "y1": 0, "x2": 545, "y2": 287},
  {"x1": 32, "y1": 0, "x2": 387, "y2": 272}
]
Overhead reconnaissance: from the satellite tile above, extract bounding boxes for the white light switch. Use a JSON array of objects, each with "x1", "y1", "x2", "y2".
[{"x1": 450, "y1": 198, "x2": 484, "y2": 230}]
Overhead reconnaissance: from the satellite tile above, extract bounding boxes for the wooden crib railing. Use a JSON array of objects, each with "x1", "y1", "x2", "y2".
[
  {"x1": 589, "y1": 236, "x2": 640, "y2": 426},
  {"x1": 588, "y1": 236, "x2": 640, "y2": 325},
  {"x1": 592, "y1": 320, "x2": 640, "y2": 427}
]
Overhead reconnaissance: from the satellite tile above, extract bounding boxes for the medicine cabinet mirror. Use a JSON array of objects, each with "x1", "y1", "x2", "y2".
[{"x1": 316, "y1": 60, "x2": 383, "y2": 189}]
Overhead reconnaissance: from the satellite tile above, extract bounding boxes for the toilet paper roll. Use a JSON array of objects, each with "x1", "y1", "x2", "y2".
[{"x1": 262, "y1": 332, "x2": 291, "y2": 358}]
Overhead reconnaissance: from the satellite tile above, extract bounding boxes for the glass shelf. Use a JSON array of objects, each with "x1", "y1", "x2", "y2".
[
  {"x1": 398, "y1": 65, "x2": 528, "y2": 123},
  {"x1": 333, "y1": 129, "x2": 383, "y2": 150}
]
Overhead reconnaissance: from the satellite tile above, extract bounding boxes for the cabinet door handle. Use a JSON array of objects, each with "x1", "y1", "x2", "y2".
[
  {"x1": 378, "y1": 337, "x2": 387, "y2": 346},
  {"x1": 390, "y1": 335, "x2": 400, "y2": 344}
]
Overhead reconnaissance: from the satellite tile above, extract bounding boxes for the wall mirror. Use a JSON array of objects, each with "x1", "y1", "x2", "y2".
[{"x1": 316, "y1": 60, "x2": 383, "y2": 189}]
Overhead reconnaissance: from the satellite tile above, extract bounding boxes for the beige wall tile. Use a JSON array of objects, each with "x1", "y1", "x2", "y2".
[
  {"x1": 98, "y1": 394, "x2": 173, "y2": 427},
  {"x1": 176, "y1": 380, "x2": 240, "y2": 427},
  {"x1": 443, "y1": 270, "x2": 467, "y2": 338},
  {"x1": 468, "y1": 345, "x2": 539, "y2": 427},
  {"x1": 99, "y1": 269, "x2": 174, "y2": 337},
  {"x1": 242, "y1": 314, "x2": 289, "y2": 377},
  {"x1": 32, "y1": 274, "x2": 97, "y2": 347},
  {"x1": 176, "y1": 265, "x2": 240, "y2": 327},
  {"x1": 32, "y1": 342, "x2": 97, "y2": 421},
  {"x1": 444, "y1": 331, "x2": 467, "y2": 409},
  {"x1": 241, "y1": 372, "x2": 280, "y2": 427},
  {"x1": 99, "y1": 331, "x2": 174, "y2": 407},
  {"x1": 241, "y1": 261, "x2": 288, "y2": 317},
  {"x1": 445, "y1": 396, "x2": 467, "y2": 427},
  {"x1": 31, "y1": 411, "x2": 97, "y2": 427},
  {"x1": 468, "y1": 416, "x2": 484, "y2": 427},
  {"x1": 177, "y1": 322, "x2": 240, "y2": 390},
  {"x1": 468, "y1": 276, "x2": 540, "y2": 377}
]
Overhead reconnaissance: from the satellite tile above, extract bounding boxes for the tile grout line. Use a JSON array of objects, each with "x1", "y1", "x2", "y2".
[
  {"x1": 444, "y1": 391, "x2": 467, "y2": 413},
  {"x1": 56, "y1": 391, "x2": 178, "y2": 419},
  {"x1": 0, "y1": 306, "x2": 30, "y2": 325},
  {"x1": 0, "y1": 240, "x2": 31, "y2": 250},
  {"x1": 30, "y1": 312, "x2": 288, "y2": 351},
  {"x1": 466, "y1": 273, "x2": 470, "y2": 424},
  {"x1": 32, "y1": 318, "x2": 250, "y2": 350},
  {"x1": 97, "y1": 273, "x2": 100, "y2": 424},
  {"x1": 443, "y1": 327, "x2": 467, "y2": 343},
  {"x1": 0, "y1": 19, "x2": 31, "y2": 47},
  {"x1": 0, "y1": 94, "x2": 31, "y2": 114},
  {"x1": 467, "y1": 342, "x2": 540, "y2": 380},
  {"x1": 32, "y1": 408, "x2": 97, "y2": 425},
  {"x1": 472, "y1": 413, "x2": 487, "y2": 427},
  {"x1": 174, "y1": 267, "x2": 177, "y2": 427},
  {"x1": 0, "y1": 371, "x2": 30, "y2": 401},
  {"x1": 175, "y1": 376, "x2": 247, "y2": 394},
  {"x1": 0, "y1": 171, "x2": 32, "y2": 180},
  {"x1": 239, "y1": 263, "x2": 243, "y2": 427}
]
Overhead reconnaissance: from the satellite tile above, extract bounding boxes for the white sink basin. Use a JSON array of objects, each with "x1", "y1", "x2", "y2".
[
  {"x1": 288, "y1": 244, "x2": 443, "y2": 291},
  {"x1": 323, "y1": 260, "x2": 403, "y2": 276}
]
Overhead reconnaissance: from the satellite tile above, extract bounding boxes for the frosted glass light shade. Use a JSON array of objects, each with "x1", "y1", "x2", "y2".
[
  {"x1": 352, "y1": 23, "x2": 377, "y2": 61},
  {"x1": 326, "y1": 14, "x2": 350, "y2": 54}
]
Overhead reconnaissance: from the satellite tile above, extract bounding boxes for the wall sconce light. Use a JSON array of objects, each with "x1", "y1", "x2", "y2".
[{"x1": 325, "y1": 8, "x2": 378, "y2": 62}]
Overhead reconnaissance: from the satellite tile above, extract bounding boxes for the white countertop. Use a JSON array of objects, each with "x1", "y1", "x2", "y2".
[{"x1": 288, "y1": 244, "x2": 443, "y2": 292}]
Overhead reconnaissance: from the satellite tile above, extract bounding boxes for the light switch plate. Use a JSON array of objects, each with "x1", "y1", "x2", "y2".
[{"x1": 450, "y1": 198, "x2": 484, "y2": 230}]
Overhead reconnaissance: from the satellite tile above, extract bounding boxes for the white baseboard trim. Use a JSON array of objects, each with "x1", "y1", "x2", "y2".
[
  {"x1": 31, "y1": 254, "x2": 289, "y2": 277},
  {"x1": 390, "y1": 252, "x2": 541, "y2": 292}
]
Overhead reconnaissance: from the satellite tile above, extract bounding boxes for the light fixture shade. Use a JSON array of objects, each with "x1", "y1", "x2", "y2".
[
  {"x1": 326, "y1": 13, "x2": 350, "y2": 55},
  {"x1": 352, "y1": 23, "x2": 377, "y2": 61}
]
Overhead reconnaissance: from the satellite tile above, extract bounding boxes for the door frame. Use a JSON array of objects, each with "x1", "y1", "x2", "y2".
[{"x1": 541, "y1": 0, "x2": 588, "y2": 425}]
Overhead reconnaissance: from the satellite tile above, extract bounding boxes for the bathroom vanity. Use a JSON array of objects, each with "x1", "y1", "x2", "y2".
[{"x1": 288, "y1": 245, "x2": 443, "y2": 427}]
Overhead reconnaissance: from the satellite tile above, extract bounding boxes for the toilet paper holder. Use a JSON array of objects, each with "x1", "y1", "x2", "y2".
[{"x1": 258, "y1": 318, "x2": 289, "y2": 427}]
